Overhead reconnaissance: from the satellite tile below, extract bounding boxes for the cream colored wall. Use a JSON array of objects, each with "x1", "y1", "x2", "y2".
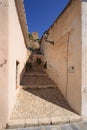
[
  {"x1": 8, "y1": 0, "x2": 27, "y2": 118},
  {"x1": 82, "y1": 0, "x2": 87, "y2": 116},
  {"x1": 41, "y1": 0, "x2": 82, "y2": 114},
  {"x1": 66, "y1": 1, "x2": 82, "y2": 114},
  {"x1": 0, "y1": 0, "x2": 9, "y2": 129},
  {"x1": 0, "y1": 0, "x2": 27, "y2": 128}
]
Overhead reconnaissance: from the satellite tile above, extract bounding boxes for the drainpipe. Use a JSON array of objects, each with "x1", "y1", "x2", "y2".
[{"x1": 65, "y1": 32, "x2": 71, "y2": 99}]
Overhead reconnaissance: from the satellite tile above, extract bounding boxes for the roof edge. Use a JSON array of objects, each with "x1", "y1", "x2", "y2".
[
  {"x1": 15, "y1": 0, "x2": 29, "y2": 48},
  {"x1": 43, "y1": 0, "x2": 71, "y2": 36}
]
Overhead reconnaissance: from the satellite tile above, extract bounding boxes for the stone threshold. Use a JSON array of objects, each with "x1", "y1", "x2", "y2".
[{"x1": 6, "y1": 116, "x2": 82, "y2": 129}]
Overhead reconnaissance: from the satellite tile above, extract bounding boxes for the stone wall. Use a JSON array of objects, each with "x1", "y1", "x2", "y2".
[
  {"x1": 32, "y1": 32, "x2": 39, "y2": 40},
  {"x1": 41, "y1": 0, "x2": 82, "y2": 115}
]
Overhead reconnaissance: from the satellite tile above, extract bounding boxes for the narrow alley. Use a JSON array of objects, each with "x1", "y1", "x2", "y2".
[
  {"x1": 6, "y1": 52, "x2": 82, "y2": 129},
  {"x1": 1, "y1": 0, "x2": 87, "y2": 129}
]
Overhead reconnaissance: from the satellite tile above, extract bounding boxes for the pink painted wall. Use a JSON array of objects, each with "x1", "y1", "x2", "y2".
[
  {"x1": 0, "y1": 0, "x2": 27, "y2": 128},
  {"x1": 8, "y1": 0, "x2": 27, "y2": 118},
  {"x1": 0, "y1": 0, "x2": 9, "y2": 128}
]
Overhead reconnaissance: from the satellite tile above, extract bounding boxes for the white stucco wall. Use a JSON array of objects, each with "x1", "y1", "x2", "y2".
[
  {"x1": 8, "y1": 0, "x2": 27, "y2": 117},
  {"x1": 0, "y1": 0, "x2": 27, "y2": 128},
  {"x1": 0, "y1": 0, "x2": 9, "y2": 128},
  {"x1": 82, "y1": 0, "x2": 87, "y2": 116},
  {"x1": 41, "y1": 0, "x2": 82, "y2": 115}
]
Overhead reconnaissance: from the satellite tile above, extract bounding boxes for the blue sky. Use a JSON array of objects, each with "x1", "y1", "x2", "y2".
[{"x1": 24, "y1": 0, "x2": 69, "y2": 38}]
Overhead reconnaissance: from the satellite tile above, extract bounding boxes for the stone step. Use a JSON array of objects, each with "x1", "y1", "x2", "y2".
[
  {"x1": 6, "y1": 116, "x2": 82, "y2": 129},
  {"x1": 21, "y1": 74, "x2": 57, "y2": 89},
  {"x1": 22, "y1": 85, "x2": 56, "y2": 89},
  {"x1": 7, "y1": 121, "x2": 87, "y2": 130},
  {"x1": 24, "y1": 71, "x2": 48, "y2": 77},
  {"x1": 31, "y1": 64, "x2": 43, "y2": 71}
]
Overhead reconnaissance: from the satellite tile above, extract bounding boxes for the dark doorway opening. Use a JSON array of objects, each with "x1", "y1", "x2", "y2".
[{"x1": 16, "y1": 61, "x2": 19, "y2": 89}]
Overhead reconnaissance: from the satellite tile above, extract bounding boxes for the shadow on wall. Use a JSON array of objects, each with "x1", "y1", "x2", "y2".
[
  {"x1": 20, "y1": 65, "x2": 26, "y2": 85},
  {"x1": 16, "y1": 60, "x2": 26, "y2": 88}
]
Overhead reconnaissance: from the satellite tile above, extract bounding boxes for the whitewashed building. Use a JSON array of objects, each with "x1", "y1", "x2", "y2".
[{"x1": 0, "y1": 0, "x2": 29, "y2": 129}]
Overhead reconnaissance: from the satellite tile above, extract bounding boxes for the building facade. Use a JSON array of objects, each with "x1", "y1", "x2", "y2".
[
  {"x1": 41, "y1": 0, "x2": 87, "y2": 117},
  {"x1": 0, "y1": 0, "x2": 29, "y2": 129}
]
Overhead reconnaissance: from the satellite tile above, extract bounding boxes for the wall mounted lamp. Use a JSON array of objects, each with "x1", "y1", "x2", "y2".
[{"x1": 43, "y1": 31, "x2": 54, "y2": 45}]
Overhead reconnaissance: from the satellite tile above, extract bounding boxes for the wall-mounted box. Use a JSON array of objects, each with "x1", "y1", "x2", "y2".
[{"x1": 68, "y1": 66, "x2": 75, "y2": 73}]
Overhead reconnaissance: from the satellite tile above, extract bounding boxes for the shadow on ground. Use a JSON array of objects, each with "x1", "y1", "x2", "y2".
[{"x1": 24, "y1": 87, "x2": 73, "y2": 112}]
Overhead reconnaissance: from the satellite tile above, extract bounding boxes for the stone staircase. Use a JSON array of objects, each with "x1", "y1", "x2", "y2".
[
  {"x1": 21, "y1": 70, "x2": 57, "y2": 89},
  {"x1": 21, "y1": 52, "x2": 54, "y2": 89},
  {"x1": 5, "y1": 53, "x2": 82, "y2": 129}
]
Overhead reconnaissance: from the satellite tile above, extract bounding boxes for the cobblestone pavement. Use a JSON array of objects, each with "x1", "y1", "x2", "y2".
[
  {"x1": 8, "y1": 71, "x2": 82, "y2": 129},
  {"x1": 10, "y1": 87, "x2": 76, "y2": 120},
  {"x1": 6, "y1": 121, "x2": 87, "y2": 130}
]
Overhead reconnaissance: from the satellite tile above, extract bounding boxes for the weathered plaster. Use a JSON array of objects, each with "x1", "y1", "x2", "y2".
[
  {"x1": 0, "y1": 0, "x2": 9, "y2": 128},
  {"x1": 82, "y1": 0, "x2": 87, "y2": 116},
  {"x1": 41, "y1": 0, "x2": 82, "y2": 115},
  {"x1": 0, "y1": 0, "x2": 28, "y2": 128}
]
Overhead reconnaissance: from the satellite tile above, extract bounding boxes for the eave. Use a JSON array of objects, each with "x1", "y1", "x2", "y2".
[{"x1": 15, "y1": 0, "x2": 29, "y2": 48}]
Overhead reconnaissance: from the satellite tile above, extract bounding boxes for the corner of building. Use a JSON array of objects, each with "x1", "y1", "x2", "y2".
[
  {"x1": 0, "y1": 0, "x2": 9, "y2": 129},
  {"x1": 81, "y1": 0, "x2": 87, "y2": 117}
]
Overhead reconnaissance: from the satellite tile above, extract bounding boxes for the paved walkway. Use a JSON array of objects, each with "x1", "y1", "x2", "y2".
[
  {"x1": 7, "y1": 70, "x2": 82, "y2": 129},
  {"x1": 10, "y1": 87, "x2": 80, "y2": 120}
]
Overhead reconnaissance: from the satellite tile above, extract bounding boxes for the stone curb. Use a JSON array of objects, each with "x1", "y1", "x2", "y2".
[{"x1": 6, "y1": 116, "x2": 82, "y2": 129}]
